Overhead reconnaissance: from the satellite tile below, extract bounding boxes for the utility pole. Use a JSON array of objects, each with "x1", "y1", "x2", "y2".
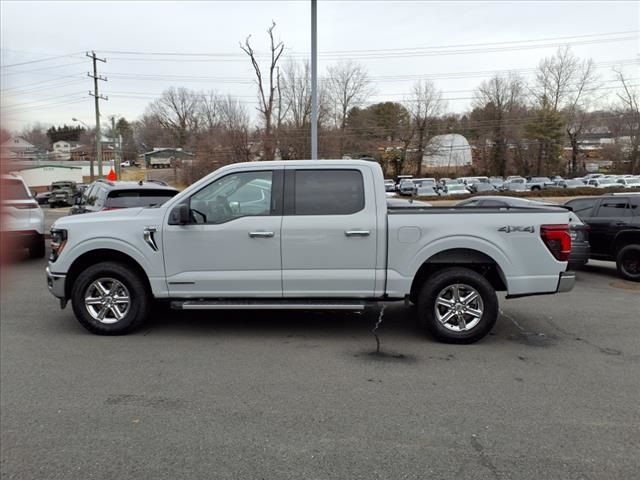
[
  {"x1": 311, "y1": 0, "x2": 318, "y2": 160},
  {"x1": 87, "y1": 51, "x2": 107, "y2": 178},
  {"x1": 110, "y1": 116, "x2": 120, "y2": 179}
]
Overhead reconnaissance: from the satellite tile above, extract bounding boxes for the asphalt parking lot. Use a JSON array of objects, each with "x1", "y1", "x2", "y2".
[{"x1": 1, "y1": 248, "x2": 639, "y2": 480}]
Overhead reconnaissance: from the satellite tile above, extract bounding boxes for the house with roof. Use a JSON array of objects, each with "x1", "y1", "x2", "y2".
[{"x1": 1, "y1": 136, "x2": 46, "y2": 161}]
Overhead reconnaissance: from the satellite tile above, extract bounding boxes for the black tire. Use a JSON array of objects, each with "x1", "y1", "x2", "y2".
[
  {"x1": 28, "y1": 235, "x2": 45, "y2": 259},
  {"x1": 417, "y1": 267, "x2": 498, "y2": 344},
  {"x1": 531, "y1": 186, "x2": 541, "y2": 191},
  {"x1": 71, "y1": 261, "x2": 150, "y2": 335},
  {"x1": 616, "y1": 244, "x2": 640, "y2": 282}
]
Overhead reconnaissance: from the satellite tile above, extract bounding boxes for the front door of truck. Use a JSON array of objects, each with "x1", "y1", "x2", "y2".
[{"x1": 163, "y1": 169, "x2": 284, "y2": 297}]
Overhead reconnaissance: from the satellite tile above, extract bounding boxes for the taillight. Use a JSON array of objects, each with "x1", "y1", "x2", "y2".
[{"x1": 541, "y1": 224, "x2": 571, "y2": 262}]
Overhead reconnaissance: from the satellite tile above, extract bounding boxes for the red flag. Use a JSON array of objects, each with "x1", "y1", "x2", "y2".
[{"x1": 106, "y1": 168, "x2": 117, "y2": 181}]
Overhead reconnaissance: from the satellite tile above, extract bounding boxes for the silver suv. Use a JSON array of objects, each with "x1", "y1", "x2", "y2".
[{"x1": 1, "y1": 173, "x2": 45, "y2": 258}]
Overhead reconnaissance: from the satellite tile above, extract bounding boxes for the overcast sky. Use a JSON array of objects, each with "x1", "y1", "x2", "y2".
[{"x1": 1, "y1": 0, "x2": 638, "y2": 131}]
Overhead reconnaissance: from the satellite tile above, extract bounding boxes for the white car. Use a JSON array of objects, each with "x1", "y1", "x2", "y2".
[
  {"x1": 120, "y1": 161, "x2": 131, "y2": 168},
  {"x1": 47, "y1": 160, "x2": 575, "y2": 342},
  {"x1": 616, "y1": 178, "x2": 640, "y2": 189},
  {"x1": 1, "y1": 173, "x2": 45, "y2": 258},
  {"x1": 440, "y1": 184, "x2": 470, "y2": 196}
]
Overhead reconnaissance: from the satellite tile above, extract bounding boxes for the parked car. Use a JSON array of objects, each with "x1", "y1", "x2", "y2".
[
  {"x1": 394, "y1": 175, "x2": 413, "y2": 191},
  {"x1": 120, "y1": 161, "x2": 131, "y2": 168},
  {"x1": 398, "y1": 179, "x2": 416, "y2": 196},
  {"x1": 616, "y1": 178, "x2": 640, "y2": 189},
  {"x1": 586, "y1": 178, "x2": 618, "y2": 189},
  {"x1": 1, "y1": 173, "x2": 45, "y2": 258},
  {"x1": 70, "y1": 179, "x2": 179, "y2": 215},
  {"x1": 47, "y1": 160, "x2": 575, "y2": 342},
  {"x1": 439, "y1": 184, "x2": 470, "y2": 196},
  {"x1": 48, "y1": 181, "x2": 79, "y2": 208},
  {"x1": 384, "y1": 179, "x2": 396, "y2": 192},
  {"x1": 489, "y1": 177, "x2": 504, "y2": 189},
  {"x1": 526, "y1": 177, "x2": 555, "y2": 191},
  {"x1": 457, "y1": 196, "x2": 590, "y2": 269},
  {"x1": 555, "y1": 179, "x2": 585, "y2": 189},
  {"x1": 470, "y1": 183, "x2": 496, "y2": 193},
  {"x1": 35, "y1": 191, "x2": 53, "y2": 205},
  {"x1": 502, "y1": 178, "x2": 527, "y2": 191},
  {"x1": 565, "y1": 194, "x2": 640, "y2": 281},
  {"x1": 415, "y1": 185, "x2": 439, "y2": 197}
]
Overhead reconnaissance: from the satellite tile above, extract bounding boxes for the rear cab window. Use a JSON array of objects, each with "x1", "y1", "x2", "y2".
[
  {"x1": 107, "y1": 189, "x2": 178, "y2": 208},
  {"x1": 292, "y1": 169, "x2": 364, "y2": 215}
]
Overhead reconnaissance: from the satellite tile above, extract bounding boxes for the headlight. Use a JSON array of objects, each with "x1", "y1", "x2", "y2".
[{"x1": 49, "y1": 228, "x2": 67, "y2": 262}]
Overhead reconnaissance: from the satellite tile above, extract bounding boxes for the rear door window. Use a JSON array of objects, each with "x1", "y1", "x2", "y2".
[
  {"x1": 595, "y1": 200, "x2": 631, "y2": 218},
  {"x1": 293, "y1": 170, "x2": 364, "y2": 215}
]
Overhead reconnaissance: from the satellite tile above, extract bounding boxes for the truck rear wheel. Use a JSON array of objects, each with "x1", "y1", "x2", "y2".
[
  {"x1": 616, "y1": 245, "x2": 640, "y2": 282},
  {"x1": 71, "y1": 261, "x2": 150, "y2": 335},
  {"x1": 417, "y1": 267, "x2": 498, "y2": 344}
]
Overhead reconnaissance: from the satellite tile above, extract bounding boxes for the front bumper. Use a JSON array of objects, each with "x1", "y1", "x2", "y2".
[
  {"x1": 46, "y1": 266, "x2": 66, "y2": 300},
  {"x1": 556, "y1": 271, "x2": 576, "y2": 293}
]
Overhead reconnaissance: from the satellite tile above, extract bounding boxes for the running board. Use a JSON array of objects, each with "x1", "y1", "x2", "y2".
[{"x1": 171, "y1": 299, "x2": 369, "y2": 311}]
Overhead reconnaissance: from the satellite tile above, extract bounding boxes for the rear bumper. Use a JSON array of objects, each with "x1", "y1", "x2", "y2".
[
  {"x1": 568, "y1": 242, "x2": 591, "y2": 267},
  {"x1": 1, "y1": 230, "x2": 43, "y2": 248},
  {"x1": 46, "y1": 266, "x2": 66, "y2": 300},
  {"x1": 556, "y1": 271, "x2": 576, "y2": 293}
]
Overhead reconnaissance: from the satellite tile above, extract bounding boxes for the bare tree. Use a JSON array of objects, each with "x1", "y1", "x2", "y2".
[
  {"x1": 407, "y1": 80, "x2": 444, "y2": 176},
  {"x1": 278, "y1": 59, "x2": 330, "y2": 159},
  {"x1": 326, "y1": 60, "x2": 373, "y2": 154},
  {"x1": 533, "y1": 47, "x2": 600, "y2": 174},
  {"x1": 240, "y1": 21, "x2": 285, "y2": 160},
  {"x1": 20, "y1": 123, "x2": 50, "y2": 151},
  {"x1": 219, "y1": 96, "x2": 252, "y2": 163},
  {"x1": 199, "y1": 91, "x2": 221, "y2": 132},
  {"x1": 147, "y1": 87, "x2": 202, "y2": 147},
  {"x1": 614, "y1": 68, "x2": 640, "y2": 174},
  {"x1": 473, "y1": 74, "x2": 525, "y2": 176}
]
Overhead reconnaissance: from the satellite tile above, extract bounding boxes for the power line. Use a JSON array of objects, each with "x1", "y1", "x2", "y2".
[
  {"x1": 98, "y1": 30, "x2": 639, "y2": 58},
  {"x1": 0, "y1": 51, "x2": 84, "y2": 68}
]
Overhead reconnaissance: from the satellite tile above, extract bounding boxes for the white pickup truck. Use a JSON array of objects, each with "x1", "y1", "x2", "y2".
[{"x1": 46, "y1": 160, "x2": 575, "y2": 343}]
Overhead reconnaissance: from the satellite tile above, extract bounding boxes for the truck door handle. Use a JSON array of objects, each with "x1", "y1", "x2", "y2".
[
  {"x1": 345, "y1": 230, "x2": 371, "y2": 237},
  {"x1": 248, "y1": 231, "x2": 275, "y2": 238}
]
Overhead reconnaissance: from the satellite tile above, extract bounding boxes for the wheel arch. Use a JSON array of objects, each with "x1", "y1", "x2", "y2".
[
  {"x1": 65, "y1": 249, "x2": 152, "y2": 300},
  {"x1": 409, "y1": 248, "x2": 508, "y2": 303}
]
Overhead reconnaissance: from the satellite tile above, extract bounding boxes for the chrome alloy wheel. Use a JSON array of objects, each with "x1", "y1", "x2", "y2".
[
  {"x1": 84, "y1": 278, "x2": 131, "y2": 324},
  {"x1": 434, "y1": 283, "x2": 484, "y2": 332}
]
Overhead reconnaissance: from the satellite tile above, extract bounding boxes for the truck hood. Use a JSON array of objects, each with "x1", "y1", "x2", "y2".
[{"x1": 52, "y1": 207, "x2": 165, "y2": 230}]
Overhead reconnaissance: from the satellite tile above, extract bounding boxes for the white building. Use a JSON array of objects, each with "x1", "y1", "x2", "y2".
[
  {"x1": 51, "y1": 140, "x2": 78, "y2": 161},
  {"x1": 422, "y1": 133, "x2": 472, "y2": 168},
  {"x1": 10, "y1": 164, "x2": 84, "y2": 190}
]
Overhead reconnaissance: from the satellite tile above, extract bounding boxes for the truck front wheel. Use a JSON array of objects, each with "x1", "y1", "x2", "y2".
[
  {"x1": 71, "y1": 261, "x2": 150, "y2": 335},
  {"x1": 417, "y1": 267, "x2": 498, "y2": 344}
]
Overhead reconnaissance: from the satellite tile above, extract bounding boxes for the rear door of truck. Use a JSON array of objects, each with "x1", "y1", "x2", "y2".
[{"x1": 280, "y1": 166, "x2": 378, "y2": 297}]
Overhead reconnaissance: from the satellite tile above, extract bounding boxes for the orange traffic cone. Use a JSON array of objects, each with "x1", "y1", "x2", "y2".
[{"x1": 106, "y1": 168, "x2": 117, "y2": 181}]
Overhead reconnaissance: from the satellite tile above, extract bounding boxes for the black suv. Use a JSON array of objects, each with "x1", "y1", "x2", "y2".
[
  {"x1": 71, "y1": 179, "x2": 179, "y2": 214},
  {"x1": 565, "y1": 194, "x2": 640, "y2": 281}
]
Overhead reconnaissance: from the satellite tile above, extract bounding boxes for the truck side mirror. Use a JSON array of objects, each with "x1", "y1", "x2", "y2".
[{"x1": 169, "y1": 203, "x2": 190, "y2": 225}]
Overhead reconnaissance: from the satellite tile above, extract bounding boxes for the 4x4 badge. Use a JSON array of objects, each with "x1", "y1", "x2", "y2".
[{"x1": 498, "y1": 225, "x2": 535, "y2": 233}]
